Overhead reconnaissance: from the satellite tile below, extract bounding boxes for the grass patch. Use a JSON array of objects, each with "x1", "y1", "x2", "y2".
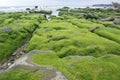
[
  {"x1": 67, "y1": 19, "x2": 105, "y2": 29},
  {"x1": 95, "y1": 27, "x2": 120, "y2": 44},
  {"x1": 0, "y1": 13, "x2": 45, "y2": 63},
  {"x1": 26, "y1": 20, "x2": 120, "y2": 57},
  {"x1": 33, "y1": 52, "x2": 120, "y2": 80},
  {"x1": 0, "y1": 68, "x2": 43, "y2": 80}
]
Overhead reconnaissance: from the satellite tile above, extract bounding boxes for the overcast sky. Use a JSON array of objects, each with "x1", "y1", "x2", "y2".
[{"x1": 0, "y1": 0, "x2": 120, "y2": 7}]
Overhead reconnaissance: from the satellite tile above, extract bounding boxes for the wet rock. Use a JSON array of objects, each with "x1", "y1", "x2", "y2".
[
  {"x1": 9, "y1": 58, "x2": 15, "y2": 62},
  {"x1": 113, "y1": 18, "x2": 120, "y2": 24},
  {"x1": 89, "y1": 26, "x2": 100, "y2": 32},
  {"x1": 53, "y1": 36, "x2": 67, "y2": 41},
  {"x1": 48, "y1": 36, "x2": 67, "y2": 43},
  {"x1": 7, "y1": 63, "x2": 12, "y2": 66}
]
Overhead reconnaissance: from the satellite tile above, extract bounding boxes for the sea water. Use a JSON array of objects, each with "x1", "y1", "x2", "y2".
[{"x1": 0, "y1": 0, "x2": 119, "y2": 15}]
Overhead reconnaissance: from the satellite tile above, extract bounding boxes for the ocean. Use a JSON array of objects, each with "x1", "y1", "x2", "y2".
[
  {"x1": 0, "y1": 0, "x2": 119, "y2": 14},
  {"x1": 0, "y1": 0, "x2": 100, "y2": 12},
  {"x1": 0, "y1": 5, "x2": 88, "y2": 16}
]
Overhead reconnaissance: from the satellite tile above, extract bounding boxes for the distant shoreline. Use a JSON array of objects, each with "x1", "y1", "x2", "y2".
[{"x1": 0, "y1": 5, "x2": 89, "y2": 12}]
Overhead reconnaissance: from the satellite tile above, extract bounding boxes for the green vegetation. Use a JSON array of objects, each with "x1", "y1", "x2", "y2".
[
  {"x1": 25, "y1": 8, "x2": 120, "y2": 79},
  {"x1": 26, "y1": 20, "x2": 120, "y2": 57},
  {"x1": 67, "y1": 19, "x2": 105, "y2": 29},
  {"x1": 57, "y1": 7, "x2": 70, "y2": 11},
  {"x1": 0, "y1": 7, "x2": 120, "y2": 80},
  {"x1": 33, "y1": 52, "x2": 120, "y2": 80},
  {"x1": 95, "y1": 27, "x2": 120, "y2": 44},
  {"x1": 0, "y1": 68, "x2": 43, "y2": 80},
  {"x1": 58, "y1": 8, "x2": 120, "y2": 19},
  {"x1": 26, "y1": 7, "x2": 52, "y2": 14},
  {"x1": 0, "y1": 12, "x2": 45, "y2": 63}
]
